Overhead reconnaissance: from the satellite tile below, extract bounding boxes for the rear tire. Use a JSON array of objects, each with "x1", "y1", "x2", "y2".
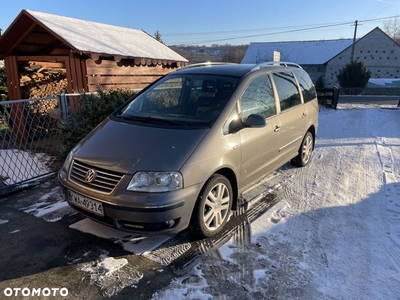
[
  {"x1": 292, "y1": 131, "x2": 314, "y2": 167},
  {"x1": 190, "y1": 174, "x2": 232, "y2": 238}
]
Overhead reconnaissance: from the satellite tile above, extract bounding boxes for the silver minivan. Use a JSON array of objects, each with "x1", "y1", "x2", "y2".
[{"x1": 58, "y1": 62, "x2": 319, "y2": 238}]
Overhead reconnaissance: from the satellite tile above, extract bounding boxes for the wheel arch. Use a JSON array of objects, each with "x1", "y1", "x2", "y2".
[
  {"x1": 214, "y1": 167, "x2": 239, "y2": 211},
  {"x1": 307, "y1": 125, "x2": 316, "y2": 149}
]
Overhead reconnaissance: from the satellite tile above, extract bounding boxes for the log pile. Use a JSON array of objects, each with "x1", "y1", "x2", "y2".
[{"x1": 19, "y1": 61, "x2": 68, "y2": 114}]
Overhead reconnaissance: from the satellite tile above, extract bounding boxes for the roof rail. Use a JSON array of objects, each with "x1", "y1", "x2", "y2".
[
  {"x1": 179, "y1": 62, "x2": 237, "y2": 69},
  {"x1": 251, "y1": 61, "x2": 303, "y2": 71}
]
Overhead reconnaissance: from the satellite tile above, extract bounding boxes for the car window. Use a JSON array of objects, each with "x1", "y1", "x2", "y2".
[
  {"x1": 119, "y1": 75, "x2": 239, "y2": 128},
  {"x1": 240, "y1": 75, "x2": 276, "y2": 121},
  {"x1": 293, "y1": 69, "x2": 317, "y2": 103},
  {"x1": 272, "y1": 71, "x2": 301, "y2": 111}
]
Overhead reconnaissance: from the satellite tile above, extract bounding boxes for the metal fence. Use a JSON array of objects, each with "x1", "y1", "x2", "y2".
[{"x1": 0, "y1": 94, "x2": 81, "y2": 194}]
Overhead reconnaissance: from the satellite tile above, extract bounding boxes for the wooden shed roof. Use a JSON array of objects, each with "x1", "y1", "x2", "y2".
[{"x1": 0, "y1": 9, "x2": 188, "y2": 63}]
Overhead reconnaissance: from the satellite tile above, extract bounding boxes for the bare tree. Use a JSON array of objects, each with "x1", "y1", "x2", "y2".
[
  {"x1": 222, "y1": 49, "x2": 245, "y2": 63},
  {"x1": 383, "y1": 17, "x2": 400, "y2": 44}
]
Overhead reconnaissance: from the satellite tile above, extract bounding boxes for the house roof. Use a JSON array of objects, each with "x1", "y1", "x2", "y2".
[
  {"x1": 241, "y1": 39, "x2": 355, "y2": 65},
  {"x1": 0, "y1": 9, "x2": 188, "y2": 63}
]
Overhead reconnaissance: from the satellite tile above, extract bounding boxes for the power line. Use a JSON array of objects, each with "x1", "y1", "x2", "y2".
[{"x1": 166, "y1": 15, "x2": 400, "y2": 45}]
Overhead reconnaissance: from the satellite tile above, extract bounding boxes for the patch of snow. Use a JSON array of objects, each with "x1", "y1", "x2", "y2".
[
  {"x1": 80, "y1": 256, "x2": 143, "y2": 298},
  {"x1": 0, "y1": 149, "x2": 52, "y2": 185},
  {"x1": 0, "y1": 219, "x2": 8, "y2": 225},
  {"x1": 20, "y1": 186, "x2": 75, "y2": 222},
  {"x1": 241, "y1": 39, "x2": 355, "y2": 64},
  {"x1": 26, "y1": 10, "x2": 187, "y2": 62}
]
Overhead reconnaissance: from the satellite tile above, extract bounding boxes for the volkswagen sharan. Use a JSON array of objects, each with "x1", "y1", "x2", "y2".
[{"x1": 58, "y1": 62, "x2": 319, "y2": 238}]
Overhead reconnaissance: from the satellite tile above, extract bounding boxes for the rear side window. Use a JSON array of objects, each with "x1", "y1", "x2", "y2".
[
  {"x1": 272, "y1": 72, "x2": 301, "y2": 111},
  {"x1": 240, "y1": 75, "x2": 276, "y2": 121},
  {"x1": 293, "y1": 69, "x2": 317, "y2": 103}
]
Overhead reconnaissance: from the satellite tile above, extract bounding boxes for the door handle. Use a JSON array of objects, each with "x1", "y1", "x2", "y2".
[
  {"x1": 274, "y1": 125, "x2": 281, "y2": 132},
  {"x1": 302, "y1": 113, "x2": 307, "y2": 118}
]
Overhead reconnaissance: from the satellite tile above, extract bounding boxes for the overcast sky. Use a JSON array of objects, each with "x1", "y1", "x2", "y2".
[{"x1": 1, "y1": 0, "x2": 399, "y2": 45}]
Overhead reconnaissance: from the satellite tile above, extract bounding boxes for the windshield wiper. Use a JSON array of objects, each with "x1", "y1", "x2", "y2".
[{"x1": 118, "y1": 115, "x2": 187, "y2": 127}]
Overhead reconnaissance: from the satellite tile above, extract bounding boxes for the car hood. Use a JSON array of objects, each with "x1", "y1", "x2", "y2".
[{"x1": 74, "y1": 119, "x2": 209, "y2": 174}]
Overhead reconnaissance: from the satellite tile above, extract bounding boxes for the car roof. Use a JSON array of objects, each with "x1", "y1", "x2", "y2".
[{"x1": 172, "y1": 62, "x2": 303, "y2": 78}]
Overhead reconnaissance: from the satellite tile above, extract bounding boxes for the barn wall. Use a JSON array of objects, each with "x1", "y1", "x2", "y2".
[
  {"x1": 85, "y1": 58, "x2": 179, "y2": 92},
  {"x1": 325, "y1": 28, "x2": 400, "y2": 87}
]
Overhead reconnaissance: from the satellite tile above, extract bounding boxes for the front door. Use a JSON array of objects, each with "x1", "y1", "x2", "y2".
[
  {"x1": 238, "y1": 74, "x2": 281, "y2": 190},
  {"x1": 271, "y1": 71, "x2": 305, "y2": 162}
]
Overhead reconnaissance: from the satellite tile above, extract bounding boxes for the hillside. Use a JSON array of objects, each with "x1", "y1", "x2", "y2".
[{"x1": 170, "y1": 44, "x2": 249, "y2": 64}]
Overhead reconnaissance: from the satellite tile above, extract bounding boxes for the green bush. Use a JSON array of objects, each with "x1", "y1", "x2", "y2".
[
  {"x1": 337, "y1": 61, "x2": 371, "y2": 91},
  {"x1": 59, "y1": 89, "x2": 137, "y2": 158}
]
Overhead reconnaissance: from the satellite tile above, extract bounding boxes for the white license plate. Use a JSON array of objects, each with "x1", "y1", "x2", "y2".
[{"x1": 68, "y1": 190, "x2": 104, "y2": 216}]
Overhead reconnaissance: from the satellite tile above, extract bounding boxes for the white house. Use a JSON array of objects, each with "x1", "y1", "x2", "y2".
[{"x1": 242, "y1": 27, "x2": 400, "y2": 88}]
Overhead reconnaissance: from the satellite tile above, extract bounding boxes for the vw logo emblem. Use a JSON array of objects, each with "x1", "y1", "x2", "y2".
[{"x1": 85, "y1": 169, "x2": 97, "y2": 183}]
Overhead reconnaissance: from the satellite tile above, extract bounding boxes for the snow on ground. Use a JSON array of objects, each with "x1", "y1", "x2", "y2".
[
  {"x1": 152, "y1": 104, "x2": 400, "y2": 300},
  {"x1": 80, "y1": 253, "x2": 143, "y2": 297},
  {"x1": 4, "y1": 104, "x2": 400, "y2": 299},
  {"x1": 0, "y1": 149, "x2": 52, "y2": 185}
]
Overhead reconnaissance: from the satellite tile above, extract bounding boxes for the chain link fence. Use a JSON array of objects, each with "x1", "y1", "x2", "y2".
[{"x1": 0, "y1": 95, "x2": 80, "y2": 194}]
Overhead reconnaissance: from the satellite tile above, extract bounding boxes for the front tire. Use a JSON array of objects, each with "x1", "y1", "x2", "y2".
[
  {"x1": 190, "y1": 174, "x2": 232, "y2": 238},
  {"x1": 292, "y1": 131, "x2": 314, "y2": 167}
]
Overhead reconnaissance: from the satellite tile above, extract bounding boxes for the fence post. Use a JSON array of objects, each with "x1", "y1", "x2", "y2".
[
  {"x1": 58, "y1": 94, "x2": 68, "y2": 120},
  {"x1": 332, "y1": 85, "x2": 340, "y2": 110}
]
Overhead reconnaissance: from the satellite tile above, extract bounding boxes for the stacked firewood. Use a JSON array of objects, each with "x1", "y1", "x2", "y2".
[
  {"x1": 20, "y1": 62, "x2": 68, "y2": 99},
  {"x1": 19, "y1": 61, "x2": 68, "y2": 114}
]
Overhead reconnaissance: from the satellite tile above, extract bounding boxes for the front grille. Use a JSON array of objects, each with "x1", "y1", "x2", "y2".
[{"x1": 70, "y1": 160, "x2": 124, "y2": 194}]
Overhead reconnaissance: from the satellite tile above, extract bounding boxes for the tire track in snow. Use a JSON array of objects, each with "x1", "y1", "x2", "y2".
[
  {"x1": 375, "y1": 141, "x2": 400, "y2": 277},
  {"x1": 274, "y1": 108, "x2": 396, "y2": 299}
]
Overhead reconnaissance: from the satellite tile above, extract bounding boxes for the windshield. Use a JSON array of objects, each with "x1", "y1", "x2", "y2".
[{"x1": 118, "y1": 74, "x2": 239, "y2": 128}]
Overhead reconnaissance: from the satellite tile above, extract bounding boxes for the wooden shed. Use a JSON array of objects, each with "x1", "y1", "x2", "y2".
[{"x1": 0, "y1": 9, "x2": 189, "y2": 100}]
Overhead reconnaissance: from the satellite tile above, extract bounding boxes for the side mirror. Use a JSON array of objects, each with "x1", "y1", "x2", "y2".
[{"x1": 244, "y1": 114, "x2": 266, "y2": 128}]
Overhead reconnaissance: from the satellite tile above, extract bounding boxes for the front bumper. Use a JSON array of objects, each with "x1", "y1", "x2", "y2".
[{"x1": 58, "y1": 170, "x2": 202, "y2": 234}]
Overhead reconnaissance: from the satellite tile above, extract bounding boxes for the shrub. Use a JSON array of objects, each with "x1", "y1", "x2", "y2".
[
  {"x1": 59, "y1": 89, "x2": 136, "y2": 158},
  {"x1": 337, "y1": 60, "x2": 371, "y2": 90}
]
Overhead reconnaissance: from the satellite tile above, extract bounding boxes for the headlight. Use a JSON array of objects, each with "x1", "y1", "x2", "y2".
[{"x1": 127, "y1": 171, "x2": 183, "y2": 192}]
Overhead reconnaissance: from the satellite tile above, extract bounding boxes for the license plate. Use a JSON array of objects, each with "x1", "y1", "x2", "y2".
[{"x1": 68, "y1": 190, "x2": 104, "y2": 216}]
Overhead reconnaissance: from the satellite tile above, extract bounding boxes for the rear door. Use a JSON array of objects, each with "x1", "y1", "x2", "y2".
[
  {"x1": 292, "y1": 69, "x2": 319, "y2": 131},
  {"x1": 271, "y1": 71, "x2": 306, "y2": 162}
]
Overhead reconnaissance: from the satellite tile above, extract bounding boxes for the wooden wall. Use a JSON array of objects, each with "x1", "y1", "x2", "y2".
[{"x1": 85, "y1": 58, "x2": 181, "y2": 91}]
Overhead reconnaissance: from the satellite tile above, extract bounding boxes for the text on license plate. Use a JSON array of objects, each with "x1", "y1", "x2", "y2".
[{"x1": 68, "y1": 191, "x2": 104, "y2": 216}]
